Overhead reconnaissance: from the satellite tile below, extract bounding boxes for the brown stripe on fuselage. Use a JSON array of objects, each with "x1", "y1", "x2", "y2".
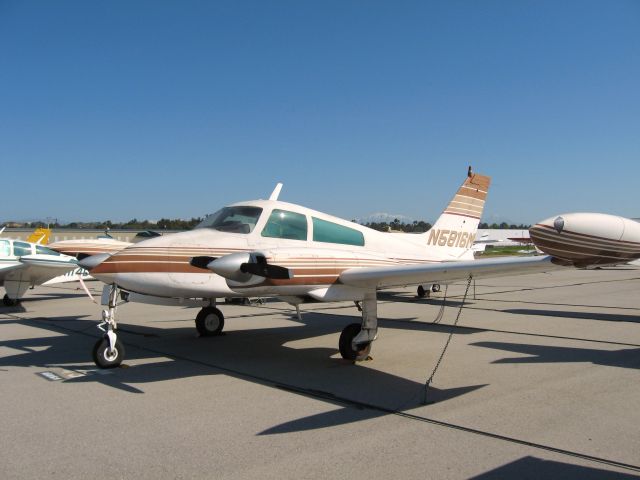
[
  {"x1": 92, "y1": 259, "x2": 345, "y2": 284},
  {"x1": 91, "y1": 261, "x2": 209, "y2": 274},
  {"x1": 90, "y1": 251, "x2": 434, "y2": 282}
]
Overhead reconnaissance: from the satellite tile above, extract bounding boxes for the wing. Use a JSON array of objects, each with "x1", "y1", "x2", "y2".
[
  {"x1": 47, "y1": 239, "x2": 131, "y2": 258},
  {"x1": 8, "y1": 254, "x2": 79, "y2": 285},
  {"x1": 0, "y1": 261, "x2": 26, "y2": 283},
  {"x1": 339, "y1": 255, "x2": 560, "y2": 289}
]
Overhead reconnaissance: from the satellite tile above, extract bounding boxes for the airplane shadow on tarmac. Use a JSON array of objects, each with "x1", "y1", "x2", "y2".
[
  {"x1": 0, "y1": 310, "x2": 487, "y2": 433},
  {"x1": 470, "y1": 456, "x2": 640, "y2": 480},
  {"x1": 502, "y1": 308, "x2": 640, "y2": 324},
  {"x1": 4, "y1": 301, "x2": 640, "y2": 435},
  {"x1": 470, "y1": 341, "x2": 640, "y2": 370}
]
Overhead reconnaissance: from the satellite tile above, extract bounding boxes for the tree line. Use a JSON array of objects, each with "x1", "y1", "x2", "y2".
[
  {"x1": 359, "y1": 220, "x2": 530, "y2": 233},
  {"x1": 15, "y1": 218, "x2": 530, "y2": 232},
  {"x1": 19, "y1": 218, "x2": 203, "y2": 230}
]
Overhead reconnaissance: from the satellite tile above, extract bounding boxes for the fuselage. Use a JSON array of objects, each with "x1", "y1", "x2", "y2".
[{"x1": 90, "y1": 199, "x2": 466, "y2": 299}]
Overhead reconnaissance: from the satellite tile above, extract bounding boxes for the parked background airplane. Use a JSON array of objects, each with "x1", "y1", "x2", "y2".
[
  {"x1": 80, "y1": 168, "x2": 564, "y2": 369},
  {"x1": 530, "y1": 212, "x2": 640, "y2": 266},
  {"x1": 0, "y1": 236, "x2": 79, "y2": 306},
  {"x1": 48, "y1": 236, "x2": 132, "y2": 258},
  {"x1": 26, "y1": 227, "x2": 51, "y2": 245}
]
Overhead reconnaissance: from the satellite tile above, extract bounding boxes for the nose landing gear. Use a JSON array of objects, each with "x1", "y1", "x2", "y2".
[
  {"x1": 91, "y1": 288, "x2": 229, "y2": 368},
  {"x1": 93, "y1": 284, "x2": 123, "y2": 368},
  {"x1": 93, "y1": 336, "x2": 125, "y2": 369}
]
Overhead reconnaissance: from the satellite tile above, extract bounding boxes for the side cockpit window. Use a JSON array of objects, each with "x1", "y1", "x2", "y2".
[
  {"x1": 36, "y1": 245, "x2": 60, "y2": 256},
  {"x1": 0, "y1": 240, "x2": 10, "y2": 257},
  {"x1": 13, "y1": 241, "x2": 33, "y2": 257},
  {"x1": 197, "y1": 206, "x2": 263, "y2": 234},
  {"x1": 312, "y1": 217, "x2": 365, "y2": 246},
  {"x1": 261, "y1": 209, "x2": 308, "y2": 241}
]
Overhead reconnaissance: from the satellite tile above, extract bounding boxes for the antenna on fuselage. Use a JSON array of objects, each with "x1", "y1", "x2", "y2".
[{"x1": 269, "y1": 183, "x2": 283, "y2": 201}]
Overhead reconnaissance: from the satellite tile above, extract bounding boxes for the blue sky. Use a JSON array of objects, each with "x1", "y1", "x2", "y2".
[{"x1": 1, "y1": 1, "x2": 638, "y2": 224}]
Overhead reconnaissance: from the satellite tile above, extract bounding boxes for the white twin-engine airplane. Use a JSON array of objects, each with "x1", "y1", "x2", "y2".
[{"x1": 81, "y1": 168, "x2": 563, "y2": 368}]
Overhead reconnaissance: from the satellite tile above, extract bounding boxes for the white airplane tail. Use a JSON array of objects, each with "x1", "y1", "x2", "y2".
[
  {"x1": 424, "y1": 168, "x2": 491, "y2": 260},
  {"x1": 27, "y1": 227, "x2": 51, "y2": 245}
]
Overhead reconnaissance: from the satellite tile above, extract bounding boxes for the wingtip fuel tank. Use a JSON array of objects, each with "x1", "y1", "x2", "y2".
[{"x1": 530, "y1": 212, "x2": 640, "y2": 267}]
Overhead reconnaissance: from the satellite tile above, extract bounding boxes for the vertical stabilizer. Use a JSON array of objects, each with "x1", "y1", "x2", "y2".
[
  {"x1": 27, "y1": 227, "x2": 51, "y2": 245},
  {"x1": 424, "y1": 168, "x2": 491, "y2": 260}
]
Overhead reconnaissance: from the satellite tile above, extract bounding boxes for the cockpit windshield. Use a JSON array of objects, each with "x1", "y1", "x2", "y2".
[{"x1": 196, "y1": 206, "x2": 263, "y2": 234}]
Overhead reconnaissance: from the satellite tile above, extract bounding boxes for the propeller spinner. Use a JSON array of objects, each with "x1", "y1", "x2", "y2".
[{"x1": 190, "y1": 252, "x2": 293, "y2": 282}]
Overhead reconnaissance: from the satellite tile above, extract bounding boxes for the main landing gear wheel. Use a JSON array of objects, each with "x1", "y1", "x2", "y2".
[
  {"x1": 196, "y1": 307, "x2": 225, "y2": 336},
  {"x1": 92, "y1": 337, "x2": 125, "y2": 369},
  {"x1": 339, "y1": 323, "x2": 372, "y2": 361},
  {"x1": 417, "y1": 285, "x2": 427, "y2": 298},
  {"x1": 3, "y1": 294, "x2": 19, "y2": 307},
  {"x1": 432, "y1": 284, "x2": 441, "y2": 293}
]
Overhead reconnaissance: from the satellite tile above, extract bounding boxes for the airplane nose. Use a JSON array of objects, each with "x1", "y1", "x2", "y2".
[{"x1": 78, "y1": 252, "x2": 112, "y2": 271}]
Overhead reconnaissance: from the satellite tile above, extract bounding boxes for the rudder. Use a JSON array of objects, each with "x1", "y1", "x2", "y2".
[{"x1": 424, "y1": 168, "x2": 491, "y2": 259}]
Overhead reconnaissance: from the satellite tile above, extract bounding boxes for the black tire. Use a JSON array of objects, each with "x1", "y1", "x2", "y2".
[
  {"x1": 92, "y1": 337, "x2": 125, "y2": 369},
  {"x1": 195, "y1": 307, "x2": 225, "y2": 336},
  {"x1": 417, "y1": 285, "x2": 427, "y2": 298},
  {"x1": 339, "y1": 323, "x2": 372, "y2": 361},
  {"x1": 3, "y1": 294, "x2": 18, "y2": 307},
  {"x1": 431, "y1": 284, "x2": 441, "y2": 293}
]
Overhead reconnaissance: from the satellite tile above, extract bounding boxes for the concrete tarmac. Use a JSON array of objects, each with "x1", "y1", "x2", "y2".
[{"x1": 1, "y1": 267, "x2": 640, "y2": 479}]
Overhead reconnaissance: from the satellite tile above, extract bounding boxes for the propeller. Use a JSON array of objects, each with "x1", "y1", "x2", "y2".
[
  {"x1": 78, "y1": 252, "x2": 112, "y2": 271},
  {"x1": 191, "y1": 252, "x2": 293, "y2": 282},
  {"x1": 78, "y1": 275, "x2": 97, "y2": 303},
  {"x1": 240, "y1": 255, "x2": 292, "y2": 280},
  {"x1": 190, "y1": 256, "x2": 217, "y2": 269}
]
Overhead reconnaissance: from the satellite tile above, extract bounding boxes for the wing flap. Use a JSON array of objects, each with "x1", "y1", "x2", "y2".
[{"x1": 339, "y1": 255, "x2": 560, "y2": 289}]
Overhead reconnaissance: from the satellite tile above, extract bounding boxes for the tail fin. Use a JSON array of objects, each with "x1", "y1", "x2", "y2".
[
  {"x1": 424, "y1": 168, "x2": 491, "y2": 260},
  {"x1": 27, "y1": 227, "x2": 51, "y2": 245}
]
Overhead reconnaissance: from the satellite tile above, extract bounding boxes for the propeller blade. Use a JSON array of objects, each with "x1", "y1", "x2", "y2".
[
  {"x1": 206, "y1": 252, "x2": 293, "y2": 282},
  {"x1": 190, "y1": 256, "x2": 217, "y2": 270},
  {"x1": 240, "y1": 255, "x2": 293, "y2": 280},
  {"x1": 78, "y1": 275, "x2": 97, "y2": 304},
  {"x1": 78, "y1": 253, "x2": 112, "y2": 271}
]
